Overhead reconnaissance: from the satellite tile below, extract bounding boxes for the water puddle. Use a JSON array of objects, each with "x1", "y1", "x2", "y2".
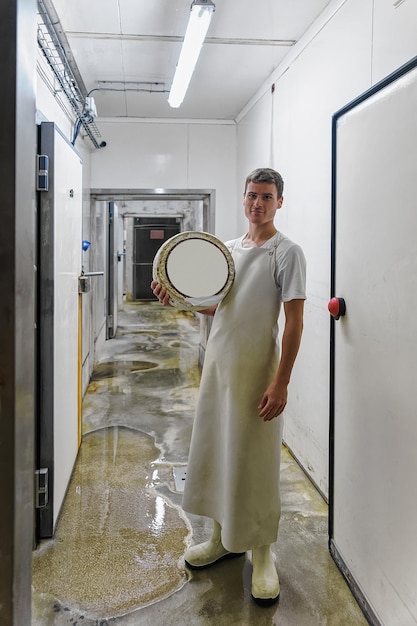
[
  {"x1": 91, "y1": 360, "x2": 158, "y2": 380},
  {"x1": 32, "y1": 426, "x2": 190, "y2": 620}
]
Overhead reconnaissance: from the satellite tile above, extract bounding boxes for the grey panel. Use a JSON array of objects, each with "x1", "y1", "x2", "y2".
[{"x1": 0, "y1": 0, "x2": 37, "y2": 623}]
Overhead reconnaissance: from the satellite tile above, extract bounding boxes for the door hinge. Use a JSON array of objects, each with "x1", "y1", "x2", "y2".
[
  {"x1": 36, "y1": 154, "x2": 49, "y2": 191},
  {"x1": 107, "y1": 314, "x2": 113, "y2": 329},
  {"x1": 35, "y1": 468, "x2": 49, "y2": 508}
]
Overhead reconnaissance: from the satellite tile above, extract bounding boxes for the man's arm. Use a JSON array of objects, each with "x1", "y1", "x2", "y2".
[{"x1": 258, "y1": 298, "x2": 304, "y2": 421}]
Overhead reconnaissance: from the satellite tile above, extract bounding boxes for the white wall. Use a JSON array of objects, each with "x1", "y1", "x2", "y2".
[
  {"x1": 236, "y1": 0, "x2": 417, "y2": 497},
  {"x1": 90, "y1": 120, "x2": 237, "y2": 241},
  {"x1": 235, "y1": 92, "x2": 274, "y2": 233}
]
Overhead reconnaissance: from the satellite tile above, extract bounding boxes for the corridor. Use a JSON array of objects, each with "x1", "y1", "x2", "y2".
[{"x1": 31, "y1": 302, "x2": 367, "y2": 625}]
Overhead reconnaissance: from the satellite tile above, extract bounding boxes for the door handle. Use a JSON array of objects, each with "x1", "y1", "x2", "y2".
[
  {"x1": 328, "y1": 297, "x2": 346, "y2": 320},
  {"x1": 82, "y1": 271, "x2": 104, "y2": 276}
]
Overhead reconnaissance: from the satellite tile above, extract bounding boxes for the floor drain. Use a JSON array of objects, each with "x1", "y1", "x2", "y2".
[{"x1": 173, "y1": 466, "x2": 187, "y2": 492}]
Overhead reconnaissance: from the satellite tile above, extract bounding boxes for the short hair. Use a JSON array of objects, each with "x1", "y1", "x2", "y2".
[{"x1": 244, "y1": 168, "x2": 284, "y2": 198}]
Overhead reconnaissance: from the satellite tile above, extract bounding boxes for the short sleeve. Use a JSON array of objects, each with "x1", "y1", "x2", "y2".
[
  {"x1": 224, "y1": 238, "x2": 239, "y2": 253},
  {"x1": 275, "y1": 243, "x2": 307, "y2": 302}
]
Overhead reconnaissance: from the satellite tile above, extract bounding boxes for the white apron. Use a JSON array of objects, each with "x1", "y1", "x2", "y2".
[{"x1": 182, "y1": 239, "x2": 284, "y2": 553}]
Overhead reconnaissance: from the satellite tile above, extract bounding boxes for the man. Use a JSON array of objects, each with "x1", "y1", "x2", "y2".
[{"x1": 151, "y1": 168, "x2": 306, "y2": 605}]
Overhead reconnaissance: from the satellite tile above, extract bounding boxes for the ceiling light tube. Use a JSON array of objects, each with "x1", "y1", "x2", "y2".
[{"x1": 168, "y1": 0, "x2": 215, "y2": 108}]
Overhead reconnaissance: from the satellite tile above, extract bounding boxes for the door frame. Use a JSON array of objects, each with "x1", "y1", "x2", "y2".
[
  {"x1": 90, "y1": 188, "x2": 216, "y2": 234},
  {"x1": 107, "y1": 200, "x2": 118, "y2": 338}
]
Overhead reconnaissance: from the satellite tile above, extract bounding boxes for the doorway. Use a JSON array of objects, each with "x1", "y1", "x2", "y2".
[
  {"x1": 89, "y1": 189, "x2": 215, "y2": 363},
  {"x1": 91, "y1": 188, "x2": 215, "y2": 301}
]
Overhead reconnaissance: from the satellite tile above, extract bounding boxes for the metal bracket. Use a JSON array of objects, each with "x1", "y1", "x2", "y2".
[
  {"x1": 78, "y1": 275, "x2": 90, "y2": 293},
  {"x1": 35, "y1": 468, "x2": 49, "y2": 508},
  {"x1": 36, "y1": 154, "x2": 49, "y2": 191}
]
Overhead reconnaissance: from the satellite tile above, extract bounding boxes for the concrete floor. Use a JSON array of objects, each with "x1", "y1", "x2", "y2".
[{"x1": 32, "y1": 302, "x2": 368, "y2": 625}]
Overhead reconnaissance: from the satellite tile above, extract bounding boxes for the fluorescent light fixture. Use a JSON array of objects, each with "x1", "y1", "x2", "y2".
[{"x1": 168, "y1": 0, "x2": 215, "y2": 108}]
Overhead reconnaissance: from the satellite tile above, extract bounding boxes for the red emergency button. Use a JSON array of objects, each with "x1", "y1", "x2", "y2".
[{"x1": 328, "y1": 297, "x2": 346, "y2": 320}]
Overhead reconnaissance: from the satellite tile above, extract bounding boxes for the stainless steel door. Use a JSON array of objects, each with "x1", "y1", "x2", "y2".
[{"x1": 133, "y1": 220, "x2": 180, "y2": 300}]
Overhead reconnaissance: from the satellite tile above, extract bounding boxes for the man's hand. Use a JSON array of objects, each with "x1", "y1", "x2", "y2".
[
  {"x1": 258, "y1": 381, "x2": 288, "y2": 421},
  {"x1": 151, "y1": 280, "x2": 171, "y2": 306}
]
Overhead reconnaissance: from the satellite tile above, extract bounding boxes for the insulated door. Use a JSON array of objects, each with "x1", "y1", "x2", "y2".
[
  {"x1": 37, "y1": 122, "x2": 82, "y2": 538},
  {"x1": 330, "y1": 59, "x2": 417, "y2": 625}
]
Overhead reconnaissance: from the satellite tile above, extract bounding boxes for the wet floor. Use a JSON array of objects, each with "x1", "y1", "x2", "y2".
[{"x1": 32, "y1": 302, "x2": 368, "y2": 625}]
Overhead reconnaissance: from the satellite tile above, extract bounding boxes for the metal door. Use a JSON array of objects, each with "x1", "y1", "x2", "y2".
[
  {"x1": 133, "y1": 218, "x2": 180, "y2": 300},
  {"x1": 330, "y1": 58, "x2": 417, "y2": 625}
]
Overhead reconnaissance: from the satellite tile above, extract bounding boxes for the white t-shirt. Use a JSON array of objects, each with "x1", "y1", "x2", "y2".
[{"x1": 226, "y1": 231, "x2": 307, "y2": 302}]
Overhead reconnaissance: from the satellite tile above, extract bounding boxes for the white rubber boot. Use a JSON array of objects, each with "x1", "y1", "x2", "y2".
[
  {"x1": 251, "y1": 545, "x2": 280, "y2": 606},
  {"x1": 184, "y1": 520, "x2": 245, "y2": 570}
]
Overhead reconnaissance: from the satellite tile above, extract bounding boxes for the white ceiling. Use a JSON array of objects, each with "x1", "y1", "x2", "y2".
[{"x1": 47, "y1": 0, "x2": 333, "y2": 121}]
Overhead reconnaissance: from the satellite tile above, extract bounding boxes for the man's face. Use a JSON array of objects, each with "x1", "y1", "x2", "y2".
[{"x1": 243, "y1": 181, "x2": 283, "y2": 226}]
